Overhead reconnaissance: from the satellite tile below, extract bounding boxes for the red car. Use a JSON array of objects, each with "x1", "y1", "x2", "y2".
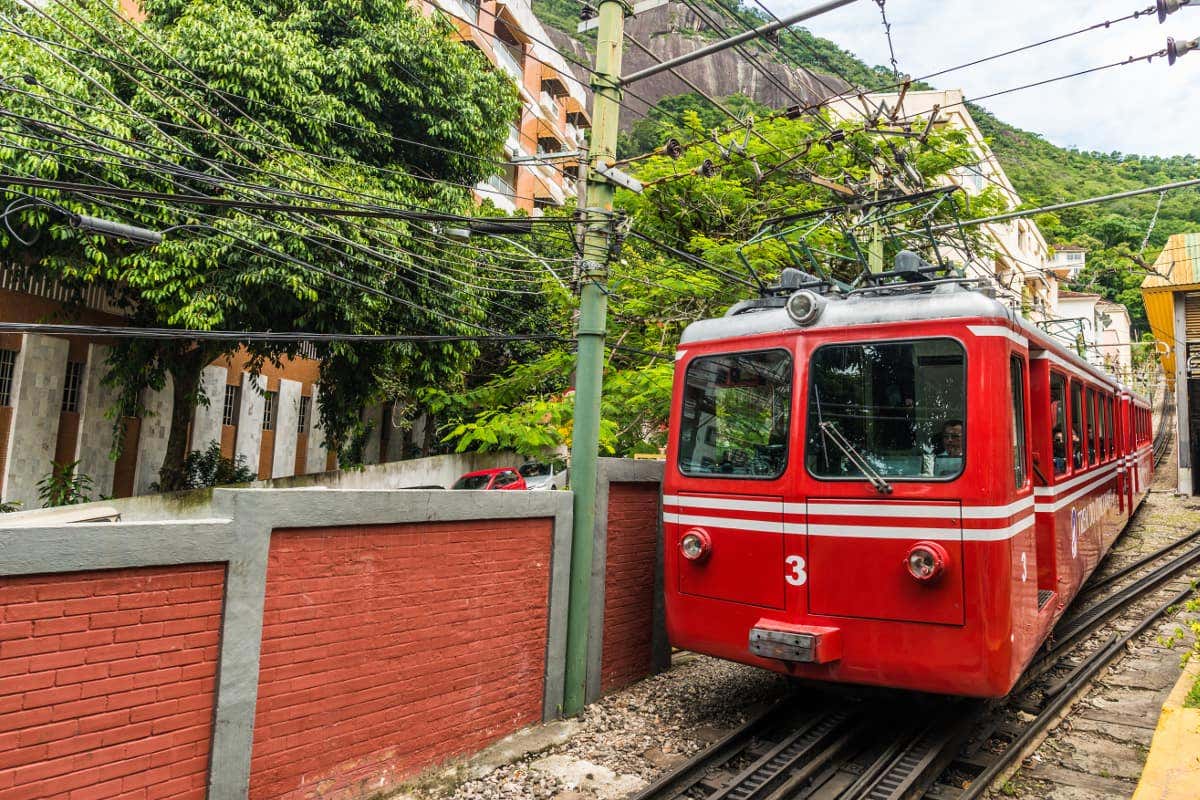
[{"x1": 450, "y1": 467, "x2": 527, "y2": 490}]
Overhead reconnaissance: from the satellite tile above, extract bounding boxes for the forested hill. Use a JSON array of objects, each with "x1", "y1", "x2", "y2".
[{"x1": 532, "y1": 0, "x2": 1200, "y2": 329}]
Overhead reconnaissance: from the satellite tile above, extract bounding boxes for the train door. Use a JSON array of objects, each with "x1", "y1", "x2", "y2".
[
  {"x1": 1010, "y1": 354, "x2": 1046, "y2": 619},
  {"x1": 669, "y1": 347, "x2": 795, "y2": 611},
  {"x1": 1031, "y1": 363, "x2": 1059, "y2": 597}
]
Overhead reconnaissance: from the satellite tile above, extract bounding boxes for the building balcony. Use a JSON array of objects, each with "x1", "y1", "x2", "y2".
[
  {"x1": 539, "y1": 90, "x2": 561, "y2": 119},
  {"x1": 477, "y1": 175, "x2": 517, "y2": 213},
  {"x1": 505, "y1": 124, "x2": 523, "y2": 157},
  {"x1": 435, "y1": 0, "x2": 480, "y2": 24},
  {"x1": 492, "y1": 38, "x2": 524, "y2": 82}
]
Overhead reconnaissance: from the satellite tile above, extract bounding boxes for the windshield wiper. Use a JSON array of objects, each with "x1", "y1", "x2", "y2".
[{"x1": 819, "y1": 421, "x2": 893, "y2": 495}]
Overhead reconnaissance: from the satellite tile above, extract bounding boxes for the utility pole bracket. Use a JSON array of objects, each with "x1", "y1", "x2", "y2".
[{"x1": 593, "y1": 161, "x2": 644, "y2": 193}]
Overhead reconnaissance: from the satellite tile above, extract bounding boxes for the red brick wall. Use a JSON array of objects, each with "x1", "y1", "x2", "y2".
[
  {"x1": 600, "y1": 482, "x2": 660, "y2": 695},
  {"x1": 249, "y1": 519, "x2": 554, "y2": 800},
  {"x1": 0, "y1": 564, "x2": 224, "y2": 800}
]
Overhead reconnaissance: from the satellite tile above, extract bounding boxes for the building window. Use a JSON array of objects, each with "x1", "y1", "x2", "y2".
[
  {"x1": 223, "y1": 385, "x2": 241, "y2": 427},
  {"x1": 0, "y1": 349, "x2": 16, "y2": 406},
  {"x1": 262, "y1": 390, "x2": 278, "y2": 431},
  {"x1": 61, "y1": 361, "x2": 85, "y2": 413},
  {"x1": 297, "y1": 395, "x2": 310, "y2": 435}
]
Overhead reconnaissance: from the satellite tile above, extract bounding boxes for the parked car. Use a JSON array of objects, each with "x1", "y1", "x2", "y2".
[
  {"x1": 518, "y1": 459, "x2": 568, "y2": 491},
  {"x1": 450, "y1": 467, "x2": 526, "y2": 491}
]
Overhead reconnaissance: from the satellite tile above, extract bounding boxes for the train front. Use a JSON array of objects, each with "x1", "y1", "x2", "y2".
[{"x1": 662, "y1": 281, "x2": 1033, "y2": 697}]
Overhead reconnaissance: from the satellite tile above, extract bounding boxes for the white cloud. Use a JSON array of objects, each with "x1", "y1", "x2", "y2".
[{"x1": 764, "y1": 0, "x2": 1200, "y2": 157}]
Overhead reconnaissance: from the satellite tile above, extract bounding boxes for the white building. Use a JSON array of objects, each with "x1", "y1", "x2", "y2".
[
  {"x1": 1048, "y1": 245, "x2": 1087, "y2": 280},
  {"x1": 828, "y1": 89, "x2": 1058, "y2": 321},
  {"x1": 1055, "y1": 291, "x2": 1134, "y2": 380}
]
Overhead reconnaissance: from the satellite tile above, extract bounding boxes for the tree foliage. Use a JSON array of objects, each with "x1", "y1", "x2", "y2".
[
  {"x1": 0, "y1": 0, "x2": 522, "y2": 486},
  {"x1": 437, "y1": 103, "x2": 1003, "y2": 456}
]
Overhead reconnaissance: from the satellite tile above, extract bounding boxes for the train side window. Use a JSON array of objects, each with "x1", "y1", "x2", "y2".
[
  {"x1": 1106, "y1": 396, "x2": 1115, "y2": 459},
  {"x1": 1069, "y1": 381, "x2": 1084, "y2": 470},
  {"x1": 1010, "y1": 356, "x2": 1028, "y2": 488},
  {"x1": 1085, "y1": 388, "x2": 1098, "y2": 466},
  {"x1": 1050, "y1": 373, "x2": 1068, "y2": 475},
  {"x1": 678, "y1": 349, "x2": 792, "y2": 479}
]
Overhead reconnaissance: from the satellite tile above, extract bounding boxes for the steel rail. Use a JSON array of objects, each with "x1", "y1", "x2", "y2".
[{"x1": 951, "y1": 583, "x2": 1198, "y2": 800}]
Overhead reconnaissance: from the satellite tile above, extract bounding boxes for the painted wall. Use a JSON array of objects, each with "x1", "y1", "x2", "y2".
[
  {"x1": 236, "y1": 374, "x2": 266, "y2": 475},
  {"x1": 270, "y1": 380, "x2": 300, "y2": 480},
  {"x1": 133, "y1": 376, "x2": 174, "y2": 497},
  {"x1": 303, "y1": 390, "x2": 328, "y2": 476},
  {"x1": 191, "y1": 365, "x2": 228, "y2": 455},
  {"x1": 0, "y1": 563, "x2": 223, "y2": 800},
  {"x1": 248, "y1": 517, "x2": 553, "y2": 798},
  {"x1": 5, "y1": 334, "x2": 68, "y2": 508},
  {"x1": 0, "y1": 462, "x2": 665, "y2": 797},
  {"x1": 76, "y1": 344, "x2": 121, "y2": 499},
  {"x1": 599, "y1": 481, "x2": 662, "y2": 695}
]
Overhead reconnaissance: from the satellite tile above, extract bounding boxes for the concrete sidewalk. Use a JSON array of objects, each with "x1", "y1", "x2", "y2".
[{"x1": 1131, "y1": 656, "x2": 1200, "y2": 800}]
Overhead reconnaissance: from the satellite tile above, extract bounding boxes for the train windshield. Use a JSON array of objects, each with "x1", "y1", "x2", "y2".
[
  {"x1": 677, "y1": 349, "x2": 791, "y2": 479},
  {"x1": 806, "y1": 338, "x2": 966, "y2": 480}
]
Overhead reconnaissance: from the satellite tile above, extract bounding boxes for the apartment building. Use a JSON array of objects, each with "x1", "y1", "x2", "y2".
[
  {"x1": 0, "y1": 272, "x2": 331, "y2": 509},
  {"x1": 422, "y1": 0, "x2": 590, "y2": 213},
  {"x1": 1055, "y1": 290, "x2": 1134, "y2": 379},
  {"x1": 828, "y1": 89, "x2": 1059, "y2": 321},
  {"x1": 1049, "y1": 245, "x2": 1088, "y2": 280}
]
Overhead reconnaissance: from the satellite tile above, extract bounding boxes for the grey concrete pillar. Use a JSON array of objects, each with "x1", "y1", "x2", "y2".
[
  {"x1": 76, "y1": 344, "x2": 121, "y2": 499},
  {"x1": 236, "y1": 374, "x2": 266, "y2": 474},
  {"x1": 133, "y1": 375, "x2": 174, "y2": 496},
  {"x1": 361, "y1": 404, "x2": 382, "y2": 464},
  {"x1": 304, "y1": 389, "x2": 329, "y2": 474},
  {"x1": 272, "y1": 379, "x2": 301, "y2": 478},
  {"x1": 4, "y1": 334, "x2": 69, "y2": 507},
  {"x1": 191, "y1": 365, "x2": 228, "y2": 456}
]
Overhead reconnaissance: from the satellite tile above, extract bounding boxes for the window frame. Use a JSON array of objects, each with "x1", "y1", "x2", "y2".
[
  {"x1": 804, "y1": 336, "x2": 969, "y2": 484},
  {"x1": 677, "y1": 347, "x2": 793, "y2": 481},
  {"x1": 0, "y1": 348, "x2": 17, "y2": 407},
  {"x1": 1050, "y1": 371, "x2": 1069, "y2": 476},
  {"x1": 1069, "y1": 380, "x2": 1085, "y2": 473},
  {"x1": 1085, "y1": 387, "x2": 1098, "y2": 466},
  {"x1": 222, "y1": 384, "x2": 241, "y2": 428},
  {"x1": 61, "y1": 360, "x2": 85, "y2": 414},
  {"x1": 1010, "y1": 355, "x2": 1029, "y2": 490},
  {"x1": 297, "y1": 395, "x2": 311, "y2": 435},
  {"x1": 261, "y1": 390, "x2": 278, "y2": 432}
]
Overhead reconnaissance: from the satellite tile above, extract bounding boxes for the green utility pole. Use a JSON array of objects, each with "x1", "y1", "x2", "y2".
[
  {"x1": 563, "y1": 0, "x2": 628, "y2": 717},
  {"x1": 561, "y1": 0, "x2": 861, "y2": 717}
]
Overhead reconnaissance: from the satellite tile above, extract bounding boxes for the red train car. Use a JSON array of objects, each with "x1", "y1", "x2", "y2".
[{"x1": 663, "y1": 271, "x2": 1152, "y2": 697}]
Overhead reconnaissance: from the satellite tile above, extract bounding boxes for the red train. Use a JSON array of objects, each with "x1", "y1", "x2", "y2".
[{"x1": 663, "y1": 266, "x2": 1153, "y2": 697}]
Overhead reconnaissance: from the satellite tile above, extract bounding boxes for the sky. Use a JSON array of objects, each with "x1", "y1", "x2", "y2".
[{"x1": 765, "y1": 0, "x2": 1200, "y2": 157}]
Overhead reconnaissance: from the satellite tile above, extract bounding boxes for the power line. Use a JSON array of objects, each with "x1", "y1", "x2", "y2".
[{"x1": 0, "y1": 322, "x2": 565, "y2": 343}]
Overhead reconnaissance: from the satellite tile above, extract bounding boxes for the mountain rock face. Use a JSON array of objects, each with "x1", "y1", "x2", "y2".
[{"x1": 547, "y1": 2, "x2": 851, "y2": 129}]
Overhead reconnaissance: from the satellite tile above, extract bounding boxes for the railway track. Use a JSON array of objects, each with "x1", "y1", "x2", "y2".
[{"x1": 631, "y1": 529, "x2": 1200, "y2": 800}]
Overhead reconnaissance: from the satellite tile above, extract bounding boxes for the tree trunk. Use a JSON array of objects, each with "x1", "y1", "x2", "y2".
[{"x1": 156, "y1": 347, "x2": 209, "y2": 492}]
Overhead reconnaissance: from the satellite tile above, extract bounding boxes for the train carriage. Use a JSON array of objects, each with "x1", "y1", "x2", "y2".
[{"x1": 663, "y1": 271, "x2": 1152, "y2": 697}]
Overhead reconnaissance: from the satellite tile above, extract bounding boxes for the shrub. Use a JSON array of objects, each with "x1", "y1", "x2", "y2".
[
  {"x1": 155, "y1": 441, "x2": 256, "y2": 491},
  {"x1": 37, "y1": 461, "x2": 94, "y2": 507}
]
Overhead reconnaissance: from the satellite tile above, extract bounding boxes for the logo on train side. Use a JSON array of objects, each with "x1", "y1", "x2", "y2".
[{"x1": 1069, "y1": 489, "x2": 1116, "y2": 558}]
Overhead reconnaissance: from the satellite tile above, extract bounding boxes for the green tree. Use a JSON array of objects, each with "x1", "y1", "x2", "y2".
[
  {"x1": 437, "y1": 108, "x2": 1005, "y2": 456},
  {"x1": 0, "y1": 0, "x2": 521, "y2": 488}
]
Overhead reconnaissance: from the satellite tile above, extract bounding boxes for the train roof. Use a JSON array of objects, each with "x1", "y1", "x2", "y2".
[{"x1": 679, "y1": 283, "x2": 1145, "y2": 402}]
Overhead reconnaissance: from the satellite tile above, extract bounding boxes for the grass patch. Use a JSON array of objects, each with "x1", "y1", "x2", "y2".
[{"x1": 1184, "y1": 671, "x2": 1200, "y2": 709}]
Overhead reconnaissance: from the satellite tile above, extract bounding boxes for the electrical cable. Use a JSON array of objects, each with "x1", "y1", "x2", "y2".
[{"x1": 0, "y1": 321, "x2": 565, "y2": 343}]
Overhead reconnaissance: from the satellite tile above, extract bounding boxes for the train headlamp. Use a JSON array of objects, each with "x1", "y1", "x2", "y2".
[
  {"x1": 786, "y1": 290, "x2": 825, "y2": 326},
  {"x1": 680, "y1": 528, "x2": 712, "y2": 562},
  {"x1": 904, "y1": 541, "x2": 948, "y2": 583}
]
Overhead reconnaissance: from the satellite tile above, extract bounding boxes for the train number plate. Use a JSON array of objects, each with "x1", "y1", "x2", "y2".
[{"x1": 749, "y1": 628, "x2": 816, "y2": 662}]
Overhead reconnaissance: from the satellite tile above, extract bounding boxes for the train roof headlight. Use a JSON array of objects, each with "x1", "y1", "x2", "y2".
[
  {"x1": 786, "y1": 290, "x2": 824, "y2": 326},
  {"x1": 680, "y1": 529, "x2": 712, "y2": 562},
  {"x1": 905, "y1": 541, "x2": 948, "y2": 583}
]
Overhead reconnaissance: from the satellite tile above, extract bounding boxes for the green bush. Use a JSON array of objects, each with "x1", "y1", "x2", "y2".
[
  {"x1": 37, "y1": 461, "x2": 94, "y2": 508},
  {"x1": 155, "y1": 441, "x2": 256, "y2": 491}
]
